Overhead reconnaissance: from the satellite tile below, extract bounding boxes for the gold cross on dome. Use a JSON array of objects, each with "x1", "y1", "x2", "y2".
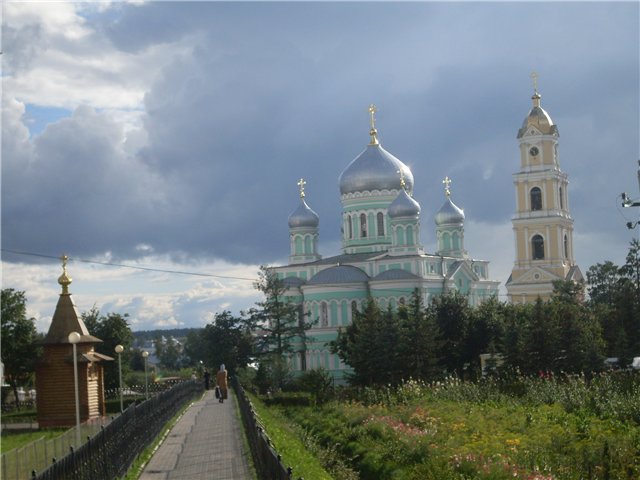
[
  {"x1": 60, "y1": 254, "x2": 69, "y2": 273},
  {"x1": 297, "y1": 178, "x2": 306, "y2": 198},
  {"x1": 530, "y1": 71, "x2": 539, "y2": 95},
  {"x1": 368, "y1": 104, "x2": 377, "y2": 130},
  {"x1": 368, "y1": 104, "x2": 379, "y2": 145},
  {"x1": 442, "y1": 176, "x2": 452, "y2": 197}
]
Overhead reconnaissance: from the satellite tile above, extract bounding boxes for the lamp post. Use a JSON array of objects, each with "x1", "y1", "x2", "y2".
[
  {"x1": 68, "y1": 331, "x2": 81, "y2": 449},
  {"x1": 142, "y1": 351, "x2": 149, "y2": 400},
  {"x1": 115, "y1": 345, "x2": 124, "y2": 412}
]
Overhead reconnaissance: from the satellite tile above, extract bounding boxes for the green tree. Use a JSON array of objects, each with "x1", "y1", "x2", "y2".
[
  {"x1": 430, "y1": 291, "x2": 472, "y2": 377},
  {"x1": 465, "y1": 297, "x2": 506, "y2": 377},
  {"x1": 331, "y1": 297, "x2": 386, "y2": 386},
  {"x1": 551, "y1": 280, "x2": 604, "y2": 374},
  {"x1": 618, "y1": 239, "x2": 640, "y2": 361},
  {"x1": 247, "y1": 266, "x2": 311, "y2": 357},
  {"x1": 1, "y1": 289, "x2": 42, "y2": 407},
  {"x1": 586, "y1": 240, "x2": 640, "y2": 364},
  {"x1": 502, "y1": 302, "x2": 531, "y2": 373},
  {"x1": 587, "y1": 261, "x2": 622, "y2": 306},
  {"x1": 524, "y1": 297, "x2": 558, "y2": 374},
  {"x1": 184, "y1": 311, "x2": 253, "y2": 374},
  {"x1": 397, "y1": 290, "x2": 441, "y2": 381},
  {"x1": 82, "y1": 309, "x2": 134, "y2": 390},
  {"x1": 183, "y1": 328, "x2": 206, "y2": 366},
  {"x1": 158, "y1": 336, "x2": 181, "y2": 371}
]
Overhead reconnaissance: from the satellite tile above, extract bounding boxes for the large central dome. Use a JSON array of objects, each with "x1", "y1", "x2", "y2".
[{"x1": 339, "y1": 144, "x2": 414, "y2": 195}]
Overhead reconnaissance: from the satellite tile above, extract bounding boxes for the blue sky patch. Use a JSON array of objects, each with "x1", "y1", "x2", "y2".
[{"x1": 24, "y1": 104, "x2": 72, "y2": 137}]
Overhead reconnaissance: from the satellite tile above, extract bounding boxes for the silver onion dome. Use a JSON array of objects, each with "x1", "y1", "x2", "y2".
[
  {"x1": 388, "y1": 189, "x2": 420, "y2": 218},
  {"x1": 288, "y1": 199, "x2": 319, "y2": 228},
  {"x1": 435, "y1": 197, "x2": 465, "y2": 226},
  {"x1": 339, "y1": 144, "x2": 414, "y2": 195}
]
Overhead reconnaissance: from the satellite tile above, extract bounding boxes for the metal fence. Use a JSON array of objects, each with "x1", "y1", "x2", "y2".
[
  {"x1": 232, "y1": 378, "x2": 302, "y2": 480},
  {"x1": 2, "y1": 379, "x2": 203, "y2": 480},
  {"x1": 1, "y1": 417, "x2": 111, "y2": 480}
]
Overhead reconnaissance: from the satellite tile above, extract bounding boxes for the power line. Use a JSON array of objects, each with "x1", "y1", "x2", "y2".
[
  {"x1": 1, "y1": 248, "x2": 510, "y2": 297},
  {"x1": 1, "y1": 249, "x2": 257, "y2": 282}
]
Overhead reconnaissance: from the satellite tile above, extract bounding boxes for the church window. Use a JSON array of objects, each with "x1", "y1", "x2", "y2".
[
  {"x1": 532, "y1": 234, "x2": 545, "y2": 260},
  {"x1": 348, "y1": 216, "x2": 353, "y2": 239},
  {"x1": 530, "y1": 187, "x2": 542, "y2": 211},
  {"x1": 564, "y1": 234, "x2": 569, "y2": 258},
  {"x1": 559, "y1": 187, "x2": 564, "y2": 210},
  {"x1": 399, "y1": 297, "x2": 405, "y2": 306},
  {"x1": 397, "y1": 227, "x2": 405, "y2": 245},
  {"x1": 360, "y1": 214, "x2": 367, "y2": 237},
  {"x1": 321, "y1": 302, "x2": 328, "y2": 327},
  {"x1": 351, "y1": 300, "x2": 358, "y2": 318},
  {"x1": 377, "y1": 212, "x2": 384, "y2": 236}
]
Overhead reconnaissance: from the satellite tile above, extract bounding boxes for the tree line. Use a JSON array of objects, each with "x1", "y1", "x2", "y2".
[{"x1": 332, "y1": 240, "x2": 640, "y2": 386}]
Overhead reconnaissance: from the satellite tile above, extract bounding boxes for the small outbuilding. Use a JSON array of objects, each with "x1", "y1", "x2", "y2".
[{"x1": 36, "y1": 256, "x2": 113, "y2": 428}]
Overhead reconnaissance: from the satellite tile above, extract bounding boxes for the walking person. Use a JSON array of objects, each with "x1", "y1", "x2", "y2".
[
  {"x1": 216, "y1": 364, "x2": 228, "y2": 403},
  {"x1": 203, "y1": 369, "x2": 211, "y2": 390}
]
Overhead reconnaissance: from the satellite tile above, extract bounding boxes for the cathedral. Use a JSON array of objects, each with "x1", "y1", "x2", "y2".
[
  {"x1": 506, "y1": 76, "x2": 583, "y2": 302},
  {"x1": 272, "y1": 105, "x2": 499, "y2": 381}
]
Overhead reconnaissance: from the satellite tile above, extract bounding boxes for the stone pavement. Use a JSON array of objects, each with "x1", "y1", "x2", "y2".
[{"x1": 138, "y1": 389, "x2": 254, "y2": 480}]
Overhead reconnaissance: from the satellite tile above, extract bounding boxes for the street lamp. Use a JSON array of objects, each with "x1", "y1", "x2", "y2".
[
  {"x1": 142, "y1": 351, "x2": 149, "y2": 400},
  {"x1": 115, "y1": 345, "x2": 124, "y2": 412},
  {"x1": 68, "y1": 331, "x2": 81, "y2": 449}
]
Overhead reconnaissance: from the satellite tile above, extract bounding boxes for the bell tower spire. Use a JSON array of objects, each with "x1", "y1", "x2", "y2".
[{"x1": 506, "y1": 75, "x2": 583, "y2": 303}]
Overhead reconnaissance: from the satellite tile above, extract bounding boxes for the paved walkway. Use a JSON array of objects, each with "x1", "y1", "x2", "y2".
[{"x1": 138, "y1": 389, "x2": 254, "y2": 480}]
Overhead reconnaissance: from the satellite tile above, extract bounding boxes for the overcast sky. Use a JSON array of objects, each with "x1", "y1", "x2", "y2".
[{"x1": 2, "y1": 1, "x2": 638, "y2": 333}]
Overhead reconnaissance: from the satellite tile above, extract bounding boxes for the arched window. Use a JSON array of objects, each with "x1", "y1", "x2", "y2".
[
  {"x1": 348, "y1": 216, "x2": 353, "y2": 239},
  {"x1": 360, "y1": 213, "x2": 367, "y2": 238},
  {"x1": 377, "y1": 212, "x2": 384, "y2": 236},
  {"x1": 564, "y1": 234, "x2": 569, "y2": 259},
  {"x1": 530, "y1": 187, "x2": 542, "y2": 211},
  {"x1": 559, "y1": 187, "x2": 564, "y2": 210},
  {"x1": 320, "y1": 302, "x2": 328, "y2": 327},
  {"x1": 399, "y1": 297, "x2": 406, "y2": 306},
  {"x1": 532, "y1": 234, "x2": 545, "y2": 260},
  {"x1": 351, "y1": 300, "x2": 358, "y2": 315}
]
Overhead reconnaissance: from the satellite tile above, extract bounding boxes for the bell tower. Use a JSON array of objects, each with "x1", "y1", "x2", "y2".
[{"x1": 506, "y1": 74, "x2": 583, "y2": 303}]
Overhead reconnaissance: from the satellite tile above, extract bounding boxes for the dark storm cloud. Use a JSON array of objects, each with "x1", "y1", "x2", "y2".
[{"x1": 2, "y1": 2, "x2": 638, "y2": 270}]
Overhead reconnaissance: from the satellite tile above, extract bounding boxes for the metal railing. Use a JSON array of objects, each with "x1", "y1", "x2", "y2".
[
  {"x1": 232, "y1": 378, "x2": 302, "y2": 480},
  {"x1": 24, "y1": 379, "x2": 203, "y2": 480},
  {"x1": 1, "y1": 417, "x2": 111, "y2": 480}
]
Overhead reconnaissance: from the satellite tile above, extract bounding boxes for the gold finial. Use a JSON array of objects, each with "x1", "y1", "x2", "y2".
[
  {"x1": 443, "y1": 176, "x2": 452, "y2": 197},
  {"x1": 368, "y1": 104, "x2": 379, "y2": 145},
  {"x1": 297, "y1": 178, "x2": 306, "y2": 198},
  {"x1": 58, "y1": 254, "x2": 72, "y2": 294}
]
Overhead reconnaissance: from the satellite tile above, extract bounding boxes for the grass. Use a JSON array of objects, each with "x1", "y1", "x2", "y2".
[
  {"x1": 247, "y1": 392, "x2": 333, "y2": 480},
  {"x1": 259, "y1": 373, "x2": 640, "y2": 480},
  {"x1": 0, "y1": 429, "x2": 66, "y2": 453}
]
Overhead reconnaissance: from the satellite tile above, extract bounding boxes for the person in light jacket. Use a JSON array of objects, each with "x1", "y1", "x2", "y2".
[{"x1": 216, "y1": 364, "x2": 228, "y2": 403}]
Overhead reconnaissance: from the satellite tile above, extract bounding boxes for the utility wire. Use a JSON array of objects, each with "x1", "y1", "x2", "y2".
[
  {"x1": 1, "y1": 248, "x2": 256, "y2": 282},
  {"x1": 1, "y1": 248, "x2": 509, "y2": 297}
]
